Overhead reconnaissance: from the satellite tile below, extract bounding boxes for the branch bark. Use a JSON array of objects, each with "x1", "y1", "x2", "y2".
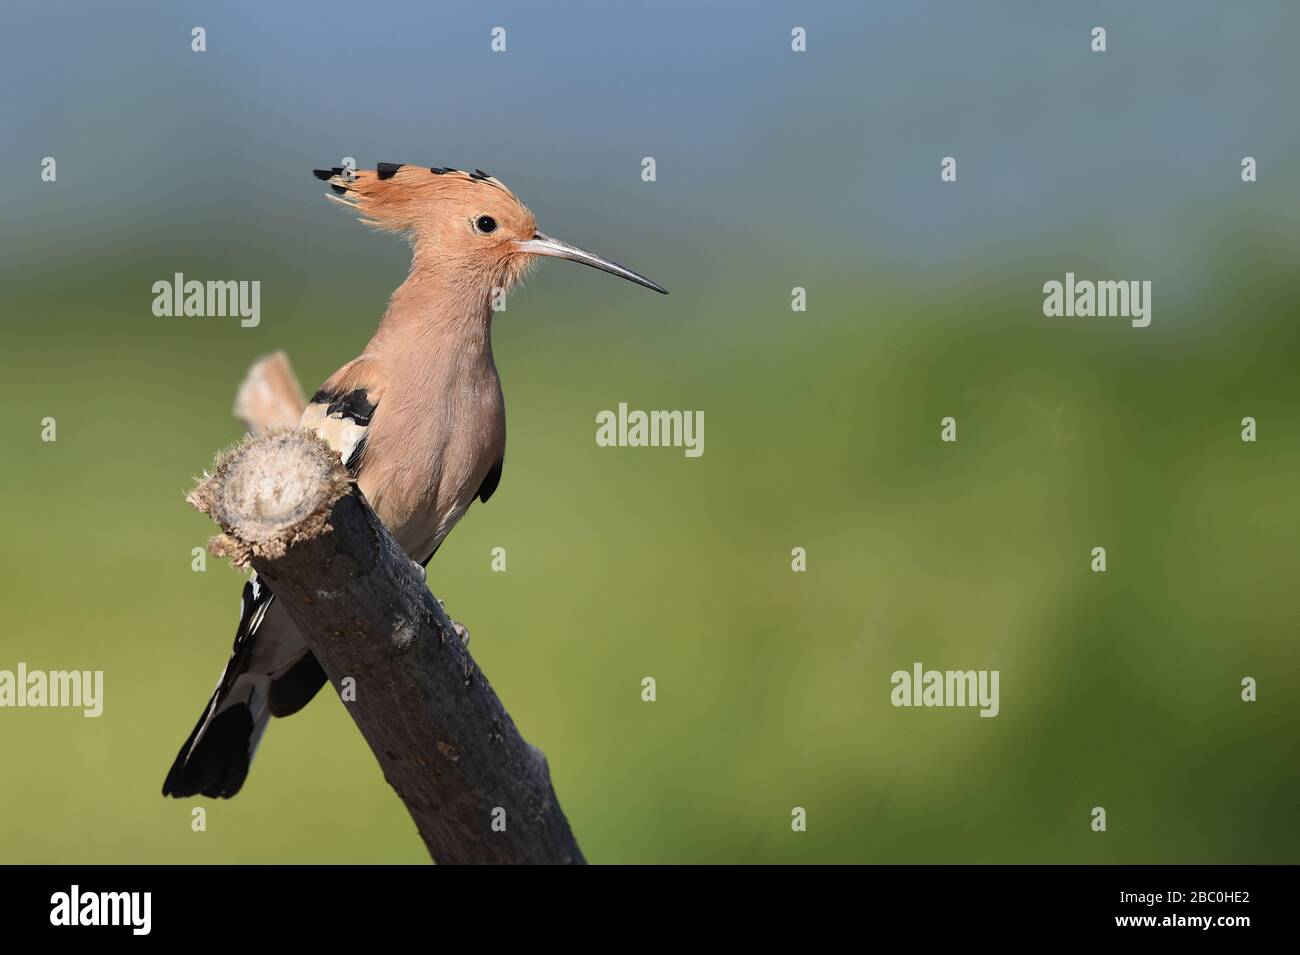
[{"x1": 188, "y1": 427, "x2": 585, "y2": 864}]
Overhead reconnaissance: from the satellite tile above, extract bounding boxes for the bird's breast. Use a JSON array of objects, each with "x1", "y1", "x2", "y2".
[{"x1": 358, "y1": 368, "x2": 504, "y2": 562}]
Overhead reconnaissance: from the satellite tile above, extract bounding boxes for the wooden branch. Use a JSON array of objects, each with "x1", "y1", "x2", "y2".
[
  {"x1": 233, "y1": 351, "x2": 307, "y2": 434},
  {"x1": 188, "y1": 428, "x2": 585, "y2": 865}
]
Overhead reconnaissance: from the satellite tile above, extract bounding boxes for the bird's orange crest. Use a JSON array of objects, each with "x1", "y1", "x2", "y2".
[{"x1": 312, "y1": 161, "x2": 667, "y2": 296}]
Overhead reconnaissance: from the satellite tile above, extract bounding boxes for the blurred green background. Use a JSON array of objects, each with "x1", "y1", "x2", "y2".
[{"x1": 2, "y1": 1, "x2": 1298, "y2": 863}]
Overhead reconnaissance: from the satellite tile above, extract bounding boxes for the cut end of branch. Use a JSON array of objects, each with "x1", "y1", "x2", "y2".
[
  {"x1": 234, "y1": 351, "x2": 307, "y2": 434},
  {"x1": 189, "y1": 428, "x2": 352, "y2": 567}
]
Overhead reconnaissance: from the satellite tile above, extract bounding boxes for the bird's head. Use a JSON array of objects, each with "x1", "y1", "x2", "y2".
[{"x1": 314, "y1": 163, "x2": 667, "y2": 296}]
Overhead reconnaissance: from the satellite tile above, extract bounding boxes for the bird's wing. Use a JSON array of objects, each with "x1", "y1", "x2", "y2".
[
  {"x1": 299, "y1": 356, "x2": 384, "y2": 474},
  {"x1": 476, "y1": 457, "x2": 503, "y2": 503}
]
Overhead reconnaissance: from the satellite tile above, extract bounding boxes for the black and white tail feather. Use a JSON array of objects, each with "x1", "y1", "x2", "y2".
[
  {"x1": 162, "y1": 384, "x2": 377, "y2": 799},
  {"x1": 161, "y1": 576, "x2": 327, "y2": 798}
]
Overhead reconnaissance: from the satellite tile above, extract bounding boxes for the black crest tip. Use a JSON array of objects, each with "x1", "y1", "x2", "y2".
[{"x1": 376, "y1": 162, "x2": 404, "y2": 180}]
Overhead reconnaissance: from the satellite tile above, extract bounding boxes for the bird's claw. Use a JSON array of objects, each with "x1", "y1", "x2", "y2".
[{"x1": 436, "y1": 597, "x2": 470, "y2": 646}]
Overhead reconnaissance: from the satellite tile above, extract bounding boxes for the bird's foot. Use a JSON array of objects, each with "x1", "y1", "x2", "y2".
[
  {"x1": 437, "y1": 598, "x2": 471, "y2": 647},
  {"x1": 413, "y1": 564, "x2": 469, "y2": 645}
]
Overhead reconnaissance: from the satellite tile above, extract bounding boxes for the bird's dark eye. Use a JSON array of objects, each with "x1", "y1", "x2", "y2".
[{"x1": 474, "y1": 215, "x2": 497, "y2": 234}]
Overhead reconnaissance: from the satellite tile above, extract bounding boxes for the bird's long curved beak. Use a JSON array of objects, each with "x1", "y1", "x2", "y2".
[{"x1": 515, "y1": 232, "x2": 668, "y2": 294}]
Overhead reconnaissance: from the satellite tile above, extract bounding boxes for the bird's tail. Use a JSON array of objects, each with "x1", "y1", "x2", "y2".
[
  {"x1": 161, "y1": 688, "x2": 267, "y2": 799},
  {"x1": 163, "y1": 575, "x2": 328, "y2": 798},
  {"x1": 161, "y1": 578, "x2": 273, "y2": 799}
]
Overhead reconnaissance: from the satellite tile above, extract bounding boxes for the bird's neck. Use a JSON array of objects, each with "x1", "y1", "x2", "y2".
[{"x1": 369, "y1": 262, "x2": 498, "y2": 359}]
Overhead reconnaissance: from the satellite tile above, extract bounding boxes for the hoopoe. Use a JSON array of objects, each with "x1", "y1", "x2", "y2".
[{"x1": 163, "y1": 162, "x2": 666, "y2": 798}]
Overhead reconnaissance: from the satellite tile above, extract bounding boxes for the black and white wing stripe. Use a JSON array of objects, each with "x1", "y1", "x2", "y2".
[{"x1": 300, "y1": 386, "x2": 377, "y2": 474}]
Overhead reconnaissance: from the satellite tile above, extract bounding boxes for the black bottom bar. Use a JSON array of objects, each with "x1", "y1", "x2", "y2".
[{"x1": 1, "y1": 864, "x2": 1283, "y2": 939}]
